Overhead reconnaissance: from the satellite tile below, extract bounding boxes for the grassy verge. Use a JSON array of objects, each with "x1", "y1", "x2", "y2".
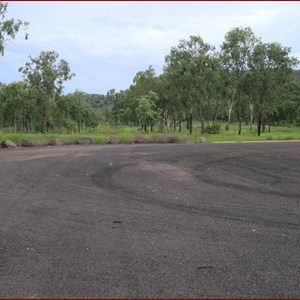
[
  {"x1": 201, "y1": 124, "x2": 300, "y2": 143},
  {"x1": 1, "y1": 123, "x2": 300, "y2": 147}
]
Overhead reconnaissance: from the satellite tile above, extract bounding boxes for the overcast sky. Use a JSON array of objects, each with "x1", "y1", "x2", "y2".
[{"x1": 1, "y1": 1, "x2": 300, "y2": 95}]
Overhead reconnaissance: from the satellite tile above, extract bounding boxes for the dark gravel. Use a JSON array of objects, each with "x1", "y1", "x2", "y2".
[{"x1": 0, "y1": 142, "x2": 299, "y2": 298}]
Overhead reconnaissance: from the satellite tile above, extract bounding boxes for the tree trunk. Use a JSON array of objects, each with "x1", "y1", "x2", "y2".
[
  {"x1": 200, "y1": 109, "x2": 205, "y2": 134},
  {"x1": 249, "y1": 102, "x2": 254, "y2": 131},
  {"x1": 179, "y1": 115, "x2": 182, "y2": 132},
  {"x1": 186, "y1": 113, "x2": 189, "y2": 130},
  {"x1": 227, "y1": 92, "x2": 235, "y2": 130},
  {"x1": 238, "y1": 102, "x2": 242, "y2": 135},
  {"x1": 14, "y1": 111, "x2": 17, "y2": 133},
  {"x1": 200, "y1": 119, "x2": 205, "y2": 135},
  {"x1": 189, "y1": 110, "x2": 193, "y2": 134},
  {"x1": 257, "y1": 112, "x2": 262, "y2": 136},
  {"x1": 262, "y1": 116, "x2": 266, "y2": 133}
]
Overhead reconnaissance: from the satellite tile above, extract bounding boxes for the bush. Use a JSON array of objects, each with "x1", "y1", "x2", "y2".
[
  {"x1": 204, "y1": 124, "x2": 221, "y2": 134},
  {"x1": 295, "y1": 116, "x2": 300, "y2": 127}
]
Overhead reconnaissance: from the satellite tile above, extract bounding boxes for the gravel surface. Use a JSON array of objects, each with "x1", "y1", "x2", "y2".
[{"x1": 0, "y1": 142, "x2": 299, "y2": 298}]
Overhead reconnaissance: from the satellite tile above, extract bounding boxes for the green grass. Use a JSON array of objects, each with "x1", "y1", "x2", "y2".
[
  {"x1": 201, "y1": 123, "x2": 300, "y2": 143},
  {"x1": 1, "y1": 123, "x2": 300, "y2": 147}
]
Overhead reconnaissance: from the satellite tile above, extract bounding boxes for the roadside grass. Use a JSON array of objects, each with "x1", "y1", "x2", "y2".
[
  {"x1": 1, "y1": 123, "x2": 299, "y2": 147},
  {"x1": 201, "y1": 123, "x2": 300, "y2": 143}
]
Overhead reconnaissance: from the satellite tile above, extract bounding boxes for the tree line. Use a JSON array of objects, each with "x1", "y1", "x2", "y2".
[
  {"x1": 0, "y1": 2, "x2": 300, "y2": 135},
  {"x1": 109, "y1": 28, "x2": 300, "y2": 136}
]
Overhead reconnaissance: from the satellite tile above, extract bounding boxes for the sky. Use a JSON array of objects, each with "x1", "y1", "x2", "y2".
[{"x1": 1, "y1": 1, "x2": 300, "y2": 95}]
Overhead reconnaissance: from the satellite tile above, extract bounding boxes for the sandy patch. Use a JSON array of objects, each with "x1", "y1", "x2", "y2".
[
  {"x1": 0, "y1": 152, "x2": 67, "y2": 162},
  {"x1": 138, "y1": 161, "x2": 193, "y2": 181}
]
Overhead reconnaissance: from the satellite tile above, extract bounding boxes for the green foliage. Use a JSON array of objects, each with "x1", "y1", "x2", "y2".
[
  {"x1": 291, "y1": 70, "x2": 300, "y2": 82},
  {"x1": 204, "y1": 124, "x2": 221, "y2": 134},
  {"x1": 220, "y1": 27, "x2": 259, "y2": 135},
  {"x1": 0, "y1": 2, "x2": 29, "y2": 57},
  {"x1": 19, "y1": 51, "x2": 75, "y2": 99},
  {"x1": 246, "y1": 42, "x2": 299, "y2": 135},
  {"x1": 16, "y1": 51, "x2": 76, "y2": 133},
  {"x1": 164, "y1": 35, "x2": 219, "y2": 134},
  {"x1": 135, "y1": 91, "x2": 161, "y2": 132}
]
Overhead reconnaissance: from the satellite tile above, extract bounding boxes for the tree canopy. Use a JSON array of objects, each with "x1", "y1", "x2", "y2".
[{"x1": 0, "y1": 2, "x2": 29, "y2": 57}]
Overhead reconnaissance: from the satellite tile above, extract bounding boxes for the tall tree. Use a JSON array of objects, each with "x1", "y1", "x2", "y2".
[
  {"x1": 111, "y1": 66, "x2": 160, "y2": 127},
  {"x1": 103, "y1": 89, "x2": 116, "y2": 124},
  {"x1": 130, "y1": 65, "x2": 158, "y2": 96},
  {"x1": 19, "y1": 51, "x2": 75, "y2": 132},
  {"x1": 135, "y1": 91, "x2": 160, "y2": 132},
  {"x1": 221, "y1": 27, "x2": 259, "y2": 135},
  {"x1": 277, "y1": 80, "x2": 300, "y2": 125},
  {"x1": 248, "y1": 42, "x2": 299, "y2": 135},
  {"x1": 164, "y1": 35, "x2": 218, "y2": 134},
  {"x1": 0, "y1": 2, "x2": 29, "y2": 57}
]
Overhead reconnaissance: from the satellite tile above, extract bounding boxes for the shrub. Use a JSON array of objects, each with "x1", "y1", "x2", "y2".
[
  {"x1": 295, "y1": 116, "x2": 300, "y2": 127},
  {"x1": 204, "y1": 124, "x2": 221, "y2": 134}
]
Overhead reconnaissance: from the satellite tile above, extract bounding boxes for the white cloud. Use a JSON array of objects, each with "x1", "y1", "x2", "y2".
[{"x1": 1, "y1": 1, "x2": 300, "y2": 94}]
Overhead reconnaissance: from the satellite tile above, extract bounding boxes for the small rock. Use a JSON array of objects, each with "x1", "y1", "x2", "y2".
[
  {"x1": 49, "y1": 138, "x2": 64, "y2": 146},
  {"x1": 107, "y1": 136, "x2": 119, "y2": 144},
  {"x1": 198, "y1": 136, "x2": 206, "y2": 143},
  {"x1": 75, "y1": 138, "x2": 93, "y2": 145},
  {"x1": 1, "y1": 139, "x2": 17, "y2": 148},
  {"x1": 21, "y1": 139, "x2": 38, "y2": 147},
  {"x1": 132, "y1": 135, "x2": 146, "y2": 144}
]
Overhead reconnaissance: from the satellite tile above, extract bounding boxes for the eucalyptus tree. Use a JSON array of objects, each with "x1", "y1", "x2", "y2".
[
  {"x1": 135, "y1": 91, "x2": 161, "y2": 132},
  {"x1": 221, "y1": 27, "x2": 259, "y2": 135},
  {"x1": 103, "y1": 89, "x2": 116, "y2": 124},
  {"x1": 156, "y1": 72, "x2": 183, "y2": 131},
  {"x1": 19, "y1": 51, "x2": 75, "y2": 132},
  {"x1": 241, "y1": 72, "x2": 257, "y2": 130},
  {"x1": 113, "y1": 66, "x2": 160, "y2": 126},
  {"x1": 57, "y1": 91, "x2": 98, "y2": 133},
  {"x1": 164, "y1": 35, "x2": 218, "y2": 134},
  {"x1": 0, "y1": 2, "x2": 29, "y2": 58},
  {"x1": 277, "y1": 80, "x2": 300, "y2": 125},
  {"x1": 130, "y1": 65, "x2": 158, "y2": 96},
  {"x1": 0, "y1": 81, "x2": 31, "y2": 132},
  {"x1": 111, "y1": 90, "x2": 126, "y2": 125},
  {"x1": 68, "y1": 90, "x2": 98, "y2": 133},
  {"x1": 248, "y1": 42, "x2": 299, "y2": 135}
]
